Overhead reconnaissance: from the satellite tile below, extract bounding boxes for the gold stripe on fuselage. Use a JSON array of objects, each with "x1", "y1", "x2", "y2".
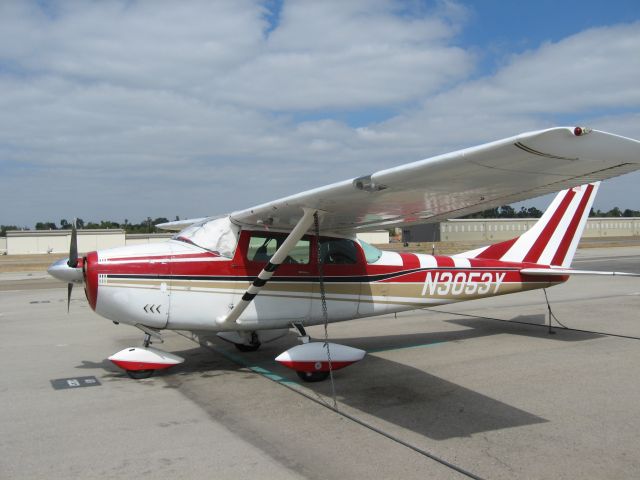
[{"x1": 104, "y1": 277, "x2": 557, "y2": 302}]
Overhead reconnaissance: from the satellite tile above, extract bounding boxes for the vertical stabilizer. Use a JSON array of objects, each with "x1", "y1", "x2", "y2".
[{"x1": 457, "y1": 182, "x2": 599, "y2": 267}]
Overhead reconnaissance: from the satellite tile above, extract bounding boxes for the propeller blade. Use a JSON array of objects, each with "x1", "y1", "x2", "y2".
[
  {"x1": 67, "y1": 282, "x2": 73, "y2": 313},
  {"x1": 67, "y1": 220, "x2": 78, "y2": 268}
]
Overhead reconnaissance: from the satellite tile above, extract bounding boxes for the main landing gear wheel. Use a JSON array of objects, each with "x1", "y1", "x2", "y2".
[
  {"x1": 234, "y1": 331, "x2": 261, "y2": 352},
  {"x1": 296, "y1": 370, "x2": 330, "y2": 382},
  {"x1": 126, "y1": 369, "x2": 154, "y2": 380},
  {"x1": 234, "y1": 343, "x2": 261, "y2": 352}
]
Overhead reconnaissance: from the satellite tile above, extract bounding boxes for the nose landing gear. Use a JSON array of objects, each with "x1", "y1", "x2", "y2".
[{"x1": 126, "y1": 368, "x2": 155, "y2": 380}]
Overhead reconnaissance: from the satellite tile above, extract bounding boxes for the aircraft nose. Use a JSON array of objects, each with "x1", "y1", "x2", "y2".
[{"x1": 47, "y1": 258, "x2": 84, "y2": 283}]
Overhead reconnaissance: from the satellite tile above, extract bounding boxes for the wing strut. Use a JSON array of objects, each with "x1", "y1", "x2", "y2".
[{"x1": 217, "y1": 208, "x2": 318, "y2": 326}]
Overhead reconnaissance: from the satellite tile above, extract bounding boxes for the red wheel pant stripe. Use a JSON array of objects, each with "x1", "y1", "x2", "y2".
[
  {"x1": 523, "y1": 189, "x2": 576, "y2": 263},
  {"x1": 277, "y1": 360, "x2": 356, "y2": 372},
  {"x1": 110, "y1": 359, "x2": 175, "y2": 371},
  {"x1": 476, "y1": 237, "x2": 518, "y2": 260},
  {"x1": 551, "y1": 184, "x2": 594, "y2": 266}
]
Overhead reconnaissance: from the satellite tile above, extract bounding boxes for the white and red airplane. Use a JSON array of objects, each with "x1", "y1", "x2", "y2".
[{"x1": 48, "y1": 127, "x2": 640, "y2": 380}]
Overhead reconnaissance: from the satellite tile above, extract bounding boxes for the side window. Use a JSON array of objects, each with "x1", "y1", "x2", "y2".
[
  {"x1": 247, "y1": 235, "x2": 310, "y2": 264},
  {"x1": 320, "y1": 239, "x2": 359, "y2": 264},
  {"x1": 247, "y1": 236, "x2": 277, "y2": 262}
]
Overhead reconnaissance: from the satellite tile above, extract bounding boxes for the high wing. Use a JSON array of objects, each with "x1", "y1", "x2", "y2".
[{"x1": 230, "y1": 127, "x2": 640, "y2": 233}]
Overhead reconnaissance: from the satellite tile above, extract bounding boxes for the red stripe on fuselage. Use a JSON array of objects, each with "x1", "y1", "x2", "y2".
[
  {"x1": 476, "y1": 237, "x2": 518, "y2": 260},
  {"x1": 435, "y1": 256, "x2": 455, "y2": 268},
  {"x1": 399, "y1": 252, "x2": 420, "y2": 269}
]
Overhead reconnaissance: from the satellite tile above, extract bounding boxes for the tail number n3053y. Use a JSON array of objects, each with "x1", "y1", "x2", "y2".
[{"x1": 421, "y1": 271, "x2": 506, "y2": 297}]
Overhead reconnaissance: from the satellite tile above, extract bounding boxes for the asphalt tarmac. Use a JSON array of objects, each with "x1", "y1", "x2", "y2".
[{"x1": 1, "y1": 247, "x2": 639, "y2": 479}]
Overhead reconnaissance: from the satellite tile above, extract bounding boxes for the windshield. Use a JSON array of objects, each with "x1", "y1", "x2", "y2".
[
  {"x1": 357, "y1": 239, "x2": 383, "y2": 264},
  {"x1": 173, "y1": 216, "x2": 240, "y2": 258}
]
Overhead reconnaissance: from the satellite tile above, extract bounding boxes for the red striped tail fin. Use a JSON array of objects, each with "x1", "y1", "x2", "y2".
[{"x1": 457, "y1": 182, "x2": 599, "y2": 267}]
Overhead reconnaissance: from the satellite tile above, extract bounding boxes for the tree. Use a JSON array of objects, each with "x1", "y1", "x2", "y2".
[
  {"x1": 623, "y1": 209, "x2": 640, "y2": 217},
  {"x1": 498, "y1": 205, "x2": 515, "y2": 218},
  {"x1": 35, "y1": 222, "x2": 57, "y2": 230},
  {"x1": 606, "y1": 207, "x2": 622, "y2": 217},
  {"x1": 525, "y1": 207, "x2": 543, "y2": 218},
  {"x1": 1, "y1": 225, "x2": 18, "y2": 236},
  {"x1": 99, "y1": 220, "x2": 120, "y2": 229}
]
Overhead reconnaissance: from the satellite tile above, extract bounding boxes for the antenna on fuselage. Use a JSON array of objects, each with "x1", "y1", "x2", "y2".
[{"x1": 431, "y1": 223, "x2": 437, "y2": 256}]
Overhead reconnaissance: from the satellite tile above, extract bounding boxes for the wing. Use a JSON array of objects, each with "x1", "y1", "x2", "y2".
[{"x1": 230, "y1": 127, "x2": 640, "y2": 232}]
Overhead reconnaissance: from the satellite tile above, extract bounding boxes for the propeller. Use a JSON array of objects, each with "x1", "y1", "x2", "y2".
[
  {"x1": 66, "y1": 220, "x2": 78, "y2": 312},
  {"x1": 67, "y1": 220, "x2": 78, "y2": 268},
  {"x1": 46, "y1": 219, "x2": 84, "y2": 310},
  {"x1": 67, "y1": 283, "x2": 73, "y2": 313}
]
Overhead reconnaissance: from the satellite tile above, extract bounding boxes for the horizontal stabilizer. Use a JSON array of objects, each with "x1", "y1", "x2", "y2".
[{"x1": 521, "y1": 268, "x2": 640, "y2": 277}]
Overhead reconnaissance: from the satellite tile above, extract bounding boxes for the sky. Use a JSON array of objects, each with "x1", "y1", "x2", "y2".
[{"x1": 0, "y1": 0, "x2": 639, "y2": 228}]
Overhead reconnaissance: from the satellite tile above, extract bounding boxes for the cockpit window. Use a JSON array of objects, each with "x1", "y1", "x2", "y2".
[
  {"x1": 357, "y1": 239, "x2": 383, "y2": 264},
  {"x1": 247, "y1": 235, "x2": 310, "y2": 264},
  {"x1": 173, "y1": 216, "x2": 240, "y2": 258}
]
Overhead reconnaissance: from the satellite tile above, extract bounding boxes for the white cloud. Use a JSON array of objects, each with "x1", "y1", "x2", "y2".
[
  {"x1": 217, "y1": 0, "x2": 472, "y2": 109},
  {"x1": 0, "y1": 1, "x2": 638, "y2": 226},
  {"x1": 364, "y1": 23, "x2": 640, "y2": 152}
]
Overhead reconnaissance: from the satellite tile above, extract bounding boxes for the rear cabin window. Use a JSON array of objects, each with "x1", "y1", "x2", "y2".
[
  {"x1": 247, "y1": 235, "x2": 310, "y2": 264},
  {"x1": 357, "y1": 239, "x2": 382, "y2": 264},
  {"x1": 319, "y1": 239, "x2": 359, "y2": 264}
]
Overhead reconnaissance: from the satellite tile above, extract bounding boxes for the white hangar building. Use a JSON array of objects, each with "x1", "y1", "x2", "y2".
[{"x1": 1, "y1": 229, "x2": 389, "y2": 255}]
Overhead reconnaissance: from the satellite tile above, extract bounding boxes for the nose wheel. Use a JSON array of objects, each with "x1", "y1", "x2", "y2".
[
  {"x1": 123, "y1": 333, "x2": 156, "y2": 378},
  {"x1": 126, "y1": 369, "x2": 154, "y2": 379}
]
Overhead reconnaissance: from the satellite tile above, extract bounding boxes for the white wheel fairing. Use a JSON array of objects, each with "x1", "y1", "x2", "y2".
[
  {"x1": 108, "y1": 347, "x2": 184, "y2": 372},
  {"x1": 276, "y1": 342, "x2": 366, "y2": 373}
]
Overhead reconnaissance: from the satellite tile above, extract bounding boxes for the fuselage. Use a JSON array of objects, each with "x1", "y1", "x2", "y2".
[{"x1": 80, "y1": 228, "x2": 565, "y2": 332}]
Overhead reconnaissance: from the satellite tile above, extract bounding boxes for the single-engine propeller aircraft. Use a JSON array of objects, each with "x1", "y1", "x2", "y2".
[{"x1": 48, "y1": 127, "x2": 640, "y2": 381}]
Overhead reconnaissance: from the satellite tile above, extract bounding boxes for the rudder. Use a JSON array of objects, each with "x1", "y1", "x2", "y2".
[{"x1": 457, "y1": 182, "x2": 599, "y2": 267}]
